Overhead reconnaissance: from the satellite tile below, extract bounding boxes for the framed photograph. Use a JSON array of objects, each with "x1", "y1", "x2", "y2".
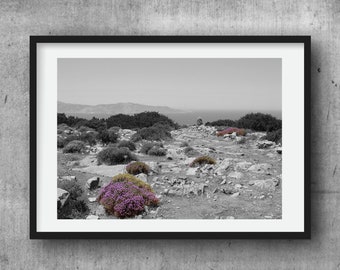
[{"x1": 30, "y1": 36, "x2": 310, "y2": 239}]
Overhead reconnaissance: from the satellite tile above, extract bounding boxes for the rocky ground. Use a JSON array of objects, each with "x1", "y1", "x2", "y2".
[{"x1": 58, "y1": 125, "x2": 282, "y2": 220}]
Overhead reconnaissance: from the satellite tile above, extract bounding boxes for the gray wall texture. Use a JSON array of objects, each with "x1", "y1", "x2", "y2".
[{"x1": 0, "y1": 0, "x2": 339, "y2": 269}]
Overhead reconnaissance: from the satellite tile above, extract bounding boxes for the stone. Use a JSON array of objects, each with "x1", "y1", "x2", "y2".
[
  {"x1": 248, "y1": 179, "x2": 279, "y2": 190},
  {"x1": 235, "y1": 161, "x2": 252, "y2": 170},
  {"x1": 231, "y1": 192, "x2": 240, "y2": 197},
  {"x1": 166, "y1": 148, "x2": 184, "y2": 160},
  {"x1": 136, "y1": 173, "x2": 148, "y2": 183},
  {"x1": 88, "y1": 197, "x2": 97, "y2": 203},
  {"x1": 145, "y1": 161, "x2": 162, "y2": 174},
  {"x1": 236, "y1": 136, "x2": 246, "y2": 144},
  {"x1": 73, "y1": 164, "x2": 125, "y2": 177},
  {"x1": 95, "y1": 205, "x2": 106, "y2": 216},
  {"x1": 59, "y1": 175, "x2": 76, "y2": 181},
  {"x1": 86, "y1": 215, "x2": 99, "y2": 220},
  {"x1": 186, "y1": 167, "x2": 199, "y2": 176},
  {"x1": 228, "y1": 171, "x2": 243, "y2": 179},
  {"x1": 220, "y1": 179, "x2": 227, "y2": 185},
  {"x1": 247, "y1": 163, "x2": 272, "y2": 173},
  {"x1": 230, "y1": 132, "x2": 237, "y2": 139},
  {"x1": 214, "y1": 158, "x2": 232, "y2": 176},
  {"x1": 86, "y1": 177, "x2": 100, "y2": 190},
  {"x1": 167, "y1": 189, "x2": 178, "y2": 196},
  {"x1": 57, "y1": 188, "x2": 69, "y2": 209},
  {"x1": 256, "y1": 140, "x2": 275, "y2": 149}
]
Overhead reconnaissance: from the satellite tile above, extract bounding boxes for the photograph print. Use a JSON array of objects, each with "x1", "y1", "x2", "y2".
[
  {"x1": 57, "y1": 58, "x2": 282, "y2": 220},
  {"x1": 31, "y1": 37, "x2": 310, "y2": 238}
]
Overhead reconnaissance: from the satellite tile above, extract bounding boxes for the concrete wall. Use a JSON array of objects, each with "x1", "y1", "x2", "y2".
[{"x1": 0, "y1": 0, "x2": 339, "y2": 269}]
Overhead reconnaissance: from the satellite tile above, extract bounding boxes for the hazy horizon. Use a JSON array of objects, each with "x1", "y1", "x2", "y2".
[{"x1": 58, "y1": 58, "x2": 282, "y2": 111}]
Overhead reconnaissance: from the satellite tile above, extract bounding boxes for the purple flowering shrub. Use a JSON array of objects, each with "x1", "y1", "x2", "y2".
[{"x1": 97, "y1": 181, "x2": 159, "y2": 218}]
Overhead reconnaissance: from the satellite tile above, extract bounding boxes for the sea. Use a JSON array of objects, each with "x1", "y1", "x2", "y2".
[{"x1": 67, "y1": 110, "x2": 282, "y2": 126}]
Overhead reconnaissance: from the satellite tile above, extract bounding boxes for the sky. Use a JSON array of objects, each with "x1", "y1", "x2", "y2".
[{"x1": 58, "y1": 58, "x2": 281, "y2": 111}]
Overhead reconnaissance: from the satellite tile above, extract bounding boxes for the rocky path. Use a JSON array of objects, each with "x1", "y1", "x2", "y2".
[{"x1": 61, "y1": 125, "x2": 282, "y2": 220}]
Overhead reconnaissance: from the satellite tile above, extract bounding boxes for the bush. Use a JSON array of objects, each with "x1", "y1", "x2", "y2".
[
  {"x1": 97, "y1": 147, "x2": 138, "y2": 165},
  {"x1": 57, "y1": 179, "x2": 89, "y2": 219},
  {"x1": 117, "y1": 140, "x2": 136, "y2": 151},
  {"x1": 57, "y1": 137, "x2": 65, "y2": 148},
  {"x1": 79, "y1": 131, "x2": 98, "y2": 146},
  {"x1": 190, "y1": 156, "x2": 216, "y2": 167},
  {"x1": 106, "y1": 111, "x2": 177, "y2": 130},
  {"x1": 184, "y1": 146, "x2": 199, "y2": 157},
  {"x1": 97, "y1": 181, "x2": 159, "y2": 218},
  {"x1": 112, "y1": 173, "x2": 153, "y2": 191},
  {"x1": 126, "y1": 162, "x2": 151, "y2": 175},
  {"x1": 264, "y1": 129, "x2": 282, "y2": 144},
  {"x1": 108, "y1": 126, "x2": 121, "y2": 133},
  {"x1": 97, "y1": 129, "x2": 118, "y2": 144},
  {"x1": 216, "y1": 127, "x2": 246, "y2": 137},
  {"x1": 236, "y1": 113, "x2": 281, "y2": 132},
  {"x1": 206, "y1": 119, "x2": 236, "y2": 127},
  {"x1": 63, "y1": 140, "x2": 86, "y2": 153},
  {"x1": 140, "y1": 142, "x2": 163, "y2": 154},
  {"x1": 147, "y1": 146, "x2": 167, "y2": 156},
  {"x1": 131, "y1": 126, "x2": 171, "y2": 142}
]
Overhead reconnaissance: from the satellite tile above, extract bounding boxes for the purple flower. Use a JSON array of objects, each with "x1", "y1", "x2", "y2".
[{"x1": 97, "y1": 181, "x2": 159, "y2": 218}]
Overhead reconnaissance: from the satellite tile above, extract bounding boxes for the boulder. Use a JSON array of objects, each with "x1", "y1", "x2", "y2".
[
  {"x1": 247, "y1": 163, "x2": 272, "y2": 174},
  {"x1": 136, "y1": 173, "x2": 148, "y2": 183},
  {"x1": 57, "y1": 188, "x2": 69, "y2": 209},
  {"x1": 86, "y1": 177, "x2": 100, "y2": 190},
  {"x1": 276, "y1": 147, "x2": 282, "y2": 154},
  {"x1": 230, "y1": 132, "x2": 237, "y2": 139}
]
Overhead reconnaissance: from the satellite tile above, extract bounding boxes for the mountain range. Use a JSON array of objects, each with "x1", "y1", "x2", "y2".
[{"x1": 58, "y1": 101, "x2": 184, "y2": 116}]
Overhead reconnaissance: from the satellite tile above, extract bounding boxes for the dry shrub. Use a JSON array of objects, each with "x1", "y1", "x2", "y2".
[
  {"x1": 190, "y1": 156, "x2": 216, "y2": 167},
  {"x1": 126, "y1": 162, "x2": 151, "y2": 175}
]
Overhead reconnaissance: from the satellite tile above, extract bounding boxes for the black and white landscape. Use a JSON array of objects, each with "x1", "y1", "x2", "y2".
[{"x1": 57, "y1": 58, "x2": 282, "y2": 220}]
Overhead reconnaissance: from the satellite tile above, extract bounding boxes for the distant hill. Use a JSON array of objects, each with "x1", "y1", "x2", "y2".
[{"x1": 58, "y1": 101, "x2": 185, "y2": 116}]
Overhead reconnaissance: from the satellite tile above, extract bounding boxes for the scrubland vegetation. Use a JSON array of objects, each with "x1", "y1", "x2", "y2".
[{"x1": 57, "y1": 111, "x2": 282, "y2": 219}]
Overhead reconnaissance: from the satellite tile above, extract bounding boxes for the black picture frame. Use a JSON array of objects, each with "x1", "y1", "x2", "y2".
[{"x1": 30, "y1": 36, "x2": 311, "y2": 239}]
